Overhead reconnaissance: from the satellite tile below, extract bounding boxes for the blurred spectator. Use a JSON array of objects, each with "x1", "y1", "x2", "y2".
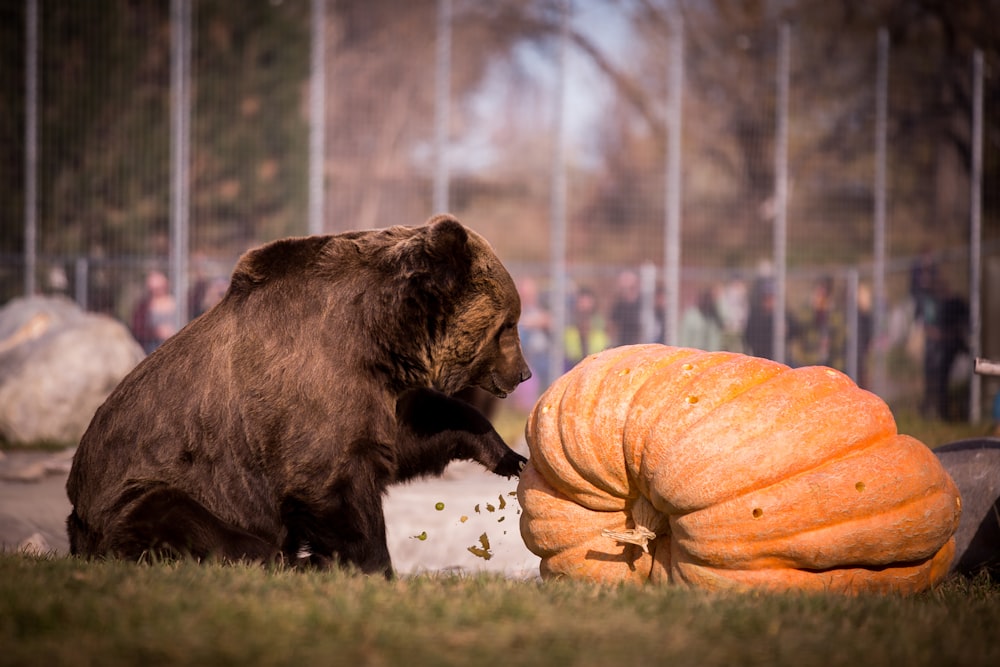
[
  {"x1": 47, "y1": 266, "x2": 69, "y2": 295},
  {"x1": 515, "y1": 276, "x2": 552, "y2": 405},
  {"x1": 909, "y1": 246, "x2": 940, "y2": 324},
  {"x1": 717, "y1": 275, "x2": 749, "y2": 353},
  {"x1": 609, "y1": 269, "x2": 642, "y2": 346},
  {"x1": 652, "y1": 282, "x2": 667, "y2": 344},
  {"x1": 679, "y1": 285, "x2": 725, "y2": 351},
  {"x1": 188, "y1": 254, "x2": 228, "y2": 319},
  {"x1": 191, "y1": 276, "x2": 229, "y2": 318},
  {"x1": 87, "y1": 263, "x2": 117, "y2": 316},
  {"x1": 564, "y1": 286, "x2": 609, "y2": 370},
  {"x1": 921, "y1": 278, "x2": 969, "y2": 420},
  {"x1": 789, "y1": 275, "x2": 844, "y2": 369},
  {"x1": 131, "y1": 270, "x2": 178, "y2": 355},
  {"x1": 856, "y1": 281, "x2": 874, "y2": 389},
  {"x1": 744, "y1": 278, "x2": 775, "y2": 359}
]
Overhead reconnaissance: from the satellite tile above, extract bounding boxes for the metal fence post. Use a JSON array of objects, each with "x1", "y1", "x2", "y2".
[
  {"x1": 308, "y1": 0, "x2": 327, "y2": 236},
  {"x1": 639, "y1": 262, "x2": 658, "y2": 343},
  {"x1": 24, "y1": 0, "x2": 39, "y2": 298},
  {"x1": 664, "y1": 19, "x2": 683, "y2": 346},
  {"x1": 433, "y1": 0, "x2": 452, "y2": 214},
  {"x1": 169, "y1": 0, "x2": 192, "y2": 328},
  {"x1": 547, "y1": 0, "x2": 569, "y2": 385},
  {"x1": 845, "y1": 267, "x2": 860, "y2": 382},
  {"x1": 969, "y1": 49, "x2": 984, "y2": 422},
  {"x1": 873, "y1": 28, "x2": 889, "y2": 398},
  {"x1": 772, "y1": 24, "x2": 790, "y2": 365},
  {"x1": 74, "y1": 257, "x2": 88, "y2": 310}
]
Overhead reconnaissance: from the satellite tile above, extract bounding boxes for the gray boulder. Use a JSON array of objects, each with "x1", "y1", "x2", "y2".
[
  {"x1": 0, "y1": 295, "x2": 144, "y2": 445},
  {"x1": 934, "y1": 438, "x2": 1000, "y2": 578}
]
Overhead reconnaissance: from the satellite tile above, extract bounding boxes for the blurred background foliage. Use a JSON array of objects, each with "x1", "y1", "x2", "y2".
[
  {"x1": 0, "y1": 0, "x2": 998, "y2": 419},
  {"x1": 1, "y1": 0, "x2": 996, "y2": 264}
]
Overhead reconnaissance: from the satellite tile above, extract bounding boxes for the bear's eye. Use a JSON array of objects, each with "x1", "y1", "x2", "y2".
[{"x1": 494, "y1": 321, "x2": 515, "y2": 342}]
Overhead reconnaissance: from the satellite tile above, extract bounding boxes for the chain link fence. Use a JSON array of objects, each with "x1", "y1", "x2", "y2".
[{"x1": 2, "y1": 0, "x2": 998, "y2": 422}]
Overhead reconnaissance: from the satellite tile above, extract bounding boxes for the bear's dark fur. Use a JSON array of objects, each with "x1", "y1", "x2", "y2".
[{"x1": 66, "y1": 215, "x2": 531, "y2": 576}]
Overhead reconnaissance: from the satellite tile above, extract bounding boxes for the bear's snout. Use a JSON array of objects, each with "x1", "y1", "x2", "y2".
[{"x1": 489, "y1": 357, "x2": 530, "y2": 398}]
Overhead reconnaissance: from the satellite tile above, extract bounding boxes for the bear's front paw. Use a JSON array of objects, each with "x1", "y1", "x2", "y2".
[{"x1": 493, "y1": 450, "x2": 528, "y2": 478}]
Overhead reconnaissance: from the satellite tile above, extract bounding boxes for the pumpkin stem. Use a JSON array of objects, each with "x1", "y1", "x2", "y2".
[
  {"x1": 602, "y1": 495, "x2": 666, "y2": 553},
  {"x1": 601, "y1": 526, "x2": 657, "y2": 553}
]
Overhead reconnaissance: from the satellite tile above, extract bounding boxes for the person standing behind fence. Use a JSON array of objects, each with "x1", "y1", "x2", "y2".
[
  {"x1": 856, "y1": 281, "x2": 875, "y2": 389},
  {"x1": 910, "y1": 246, "x2": 940, "y2": 324},
  {"x1": 789, "y1": 276, "x2": 845, "y2": 369},
  {"x1": 744, "y1": 278, "x2": 776, "y2": 360},
  {"x1": 515, "y1": 276, "x2": 551, "y2": 406},
  {"x1": 717, "y1": 276, "x2": 749, "y2": 353},
  {"x1": 564, "y1": 286, "x2": 609, "y2": 371},
  {"x1": 921, "y1": 277, "x2": 969, "y2": 421},
  {"x1": 609, "y1": 269, "x2": 642, "y2": 347},
  {"x1": 130, "y1": 270, "x2": 178, "y2": 355},
  {"x1": 679, "y1": 285, "x2": 725, "y2": 352}
]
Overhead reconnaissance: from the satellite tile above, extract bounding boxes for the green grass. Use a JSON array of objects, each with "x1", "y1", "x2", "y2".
[
  {"x1": 1, "y1": 553, "x2": 998, "y2": 667},
  {"x1": 892, "y1": 410, "x2": 996, "y2": 449}
]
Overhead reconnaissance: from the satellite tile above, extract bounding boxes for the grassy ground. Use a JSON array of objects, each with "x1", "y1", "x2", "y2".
[{"x1": 1, "y1": 553, "x2": 998, "y2": 667}]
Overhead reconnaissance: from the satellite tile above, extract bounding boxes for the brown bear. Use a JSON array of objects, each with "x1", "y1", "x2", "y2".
[{"x1": 66, "y1": 214, "x2": 531, "y2": 576}]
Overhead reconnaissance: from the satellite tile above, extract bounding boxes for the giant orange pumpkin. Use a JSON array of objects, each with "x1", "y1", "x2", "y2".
[{"x1": 517, "y1": 344, "x2": 961, "y2": 593}]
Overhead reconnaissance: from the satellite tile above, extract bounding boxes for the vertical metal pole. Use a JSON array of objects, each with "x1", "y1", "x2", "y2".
[
  {"x1": 639, "y1": 262, "x2": 657, "y2": 342},
  {"x1": 664, "y1": 20, "x2": 683, "y2": 346},
  {"x1": 547, "y1": 0, "x2": 569, "y2": 385},
  {"x1": 433, "y1": 0, "x2": 452, "y2": 214},
  {"x1": 845, "y1": 268, "x2": 859, "y2": 382},
  {"x1": 24, "y1": 0, "x2": 39, "y2": 297},
  {"x1": 308, "y1": 0, "x2": 327, "y2": 235},
  {"x1": 75, "y1": 257, "x2": 88, "y2": 310},
  {"x1": 873, "y1": 28, "x2": 889, "y2": 397},
  {"x1": 170, "y1": 0, "x2": 192, "y2": 328},
  {"x1": 969, "y1": 50, "x2": 984, "y2": 422},
  {"x1": 772, "y1": 24, "x2": 790, "y2": 364}
]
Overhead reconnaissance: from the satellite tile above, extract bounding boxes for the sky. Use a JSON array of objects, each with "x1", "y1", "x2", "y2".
[{"x1": 449, "y1": 0, "x2": 633, "y2": 172}]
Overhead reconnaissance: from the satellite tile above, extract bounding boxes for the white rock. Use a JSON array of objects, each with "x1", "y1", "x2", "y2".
[{"x1": 0, "y1": 296, "x2": 144, "y2": 445}]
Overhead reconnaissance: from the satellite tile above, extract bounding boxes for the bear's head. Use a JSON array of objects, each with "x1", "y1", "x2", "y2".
[
  {"x1": 225, "y1": 215, "x2": 531, "y2": 400},
  {"x1": 382, "y1": 215, "x2": 532, "y2": 399}
]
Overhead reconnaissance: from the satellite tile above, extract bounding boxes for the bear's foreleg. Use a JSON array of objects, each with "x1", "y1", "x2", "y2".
[{"x1": 395, "y1": 387, "x2": 527, "y2": 480}]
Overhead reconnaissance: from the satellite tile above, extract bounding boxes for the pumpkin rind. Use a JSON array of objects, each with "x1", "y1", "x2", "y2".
[
  {"x1": 517, "y1": 462, "x2": 657, "y2": 585},
  {"x1": 517, "y1": 344, "x2": 962, "y2": 593}
]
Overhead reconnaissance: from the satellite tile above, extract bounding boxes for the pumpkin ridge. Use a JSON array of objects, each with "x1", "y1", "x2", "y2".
[
  {"x1": 673, "y1": 482, "x2": 959, "y2": 570},
  {"x1": 632, "y1": 354, "x2": 787, "y2": 457},
  {"x1": 526, "y1": 363, "x2": 616, "y2": 509},
  {"x1": 666, "y1": 423, "x2": 900, "y2": 517},
  {"x1": 530, "y1": 345, "x2": 699, "y2": 509},
  {"x1": 645, "y1": 366, "x2": 895, "y2": 512},
  {"x1": 673, "y1": 538, "x2": 954, "y2": 593},
  {"x1": 624, "y1": 351, "x2": 783, "y2": 490},
  {"x1": 622, "y1": 348, "x2": 728, "y2": 470},
  {"x1": 568, "y1": 345, "x2": 694, "y2": 500},
  {"x1": 671, "y1": 538, "x2": 954, "y2": 595},
  {"x1": 544, "y1": 346, "x2": 652, "y2": 509}
]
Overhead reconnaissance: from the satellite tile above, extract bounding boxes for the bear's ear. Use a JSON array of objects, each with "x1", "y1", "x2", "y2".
[
  {"x1": 385, "y1": 215, "x2": 472, "y2": 288},
  {"x1": 424, "y1": 214, "x2": 470, "y2": 261},
  {"x1": 415, "y1": 215, "x2": 474, "y2": 283}
]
